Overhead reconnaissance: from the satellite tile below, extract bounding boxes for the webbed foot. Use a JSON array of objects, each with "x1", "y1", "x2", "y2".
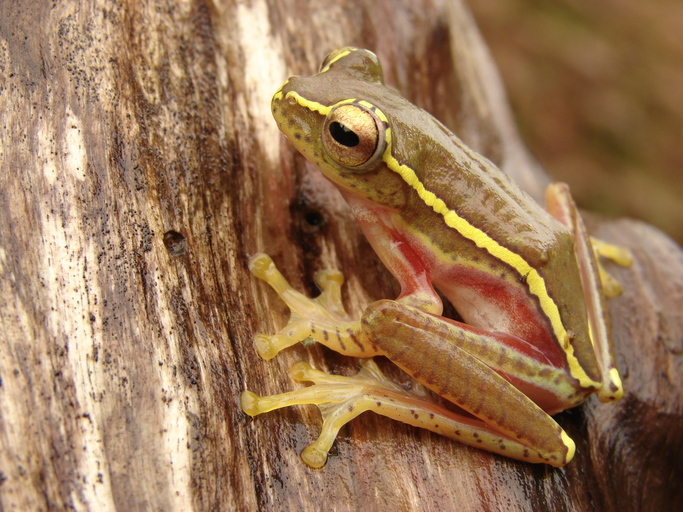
[{"x1": 249, "y1": 253, "x2": 366, "y2": 359}]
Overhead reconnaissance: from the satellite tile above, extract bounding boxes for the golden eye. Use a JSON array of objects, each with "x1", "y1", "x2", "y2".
[{"x1": 322, "y1": 104, "x2": 385, "y2": 168}]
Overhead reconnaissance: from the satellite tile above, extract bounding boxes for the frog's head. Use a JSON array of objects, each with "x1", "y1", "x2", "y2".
[{"x1": 271, "y1": 48, "x2": 410, "y2": 208}]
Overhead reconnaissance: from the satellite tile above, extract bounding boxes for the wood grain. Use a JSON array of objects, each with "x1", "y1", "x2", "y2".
[{"x1": 0, "y1": 1, "x2": 681, "y2": 510}]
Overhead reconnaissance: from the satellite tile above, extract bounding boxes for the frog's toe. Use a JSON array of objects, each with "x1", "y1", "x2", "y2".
[
  {"x1": 240, "y1": 390, "x2": 263, "y2": 416},
  {"x1": 591, "y1": 237, "x2": 634, "y2": 267},
  {"x1": 248, "y1": 253, "x2": 274, "y2": 278},
  {"x1": 314, "y1": 268, "x2": 344, "y2": 289},
  {"x1": 590, "y1": 237, "x2": 634, "y2": 297},
  {"x1": 598, "y1": 267, "x2": 623, "y2": 297},
  {"x1": 254, "y1": 329, "x2": 309, "y2": 360},
  {"x1": 312, "y1": 269, "x2": 347, "y2": 316},
  {"x1": 301, "y1": 444, "x2": 329, "y2": 469},
  {"x1": 253, "y1": 334, "x2": 279, "y2": 360},
  {"x1": 289, "y1": 360, "x2": 312, "y2": 380}
]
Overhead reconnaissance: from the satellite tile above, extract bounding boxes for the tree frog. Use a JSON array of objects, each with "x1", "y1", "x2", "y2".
[{"x1": 241, "y1": 47, "x2": 632, "y2": 469}]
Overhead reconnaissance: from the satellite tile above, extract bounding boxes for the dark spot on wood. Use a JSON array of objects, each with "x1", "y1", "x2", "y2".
[
  {"x1": 163, "y1": 230, "x2": 187, "y2": 256},
  {"x1": 305, "y1": 211, "x2": 325, "y2": 227}
]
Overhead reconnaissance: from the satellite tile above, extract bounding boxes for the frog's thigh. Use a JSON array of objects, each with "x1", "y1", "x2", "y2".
[{"x1": 363, "y1": 300, "x2": 575, "y2": 465}]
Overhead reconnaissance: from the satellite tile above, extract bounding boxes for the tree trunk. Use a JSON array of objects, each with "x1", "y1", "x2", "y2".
[{"x1": 1, "y1": 1, "x2": 681, "y2": 511}]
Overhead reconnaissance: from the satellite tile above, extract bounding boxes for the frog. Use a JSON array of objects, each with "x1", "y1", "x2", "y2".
[{"x1": 241, "y1": 47, "x2": 633, "y2": 469}]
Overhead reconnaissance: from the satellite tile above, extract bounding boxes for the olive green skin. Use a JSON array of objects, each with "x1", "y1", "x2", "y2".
[{"x1": 271, "y1": 48, "x2": 603, "y2": 392}]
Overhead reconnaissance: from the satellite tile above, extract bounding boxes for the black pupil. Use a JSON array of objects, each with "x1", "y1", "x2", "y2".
[{"x1": 329, "y1": 122, "x2": 359, "y2": 147}]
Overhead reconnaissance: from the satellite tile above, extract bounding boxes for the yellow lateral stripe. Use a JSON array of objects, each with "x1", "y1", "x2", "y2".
[
  {"x1": 380, "y1": 131, "x2": 561, "y2": 335},
  {"x1": 282, "y1": 89, "x2": 599, "y2": 390},
  {"x1": 287, "y1": 91, "x2": 332, "y2": 115},
  {"x1": 281, "y1": 92, "x2": 358, "y2": 117},
  {"x1": 378, "y1": 126, "x2": 598, "y2": 388}
]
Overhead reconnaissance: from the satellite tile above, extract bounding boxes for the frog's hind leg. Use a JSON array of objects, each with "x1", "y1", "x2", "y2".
[
  {"x1": 241, "y1": 358, "x2": 573, "y2": 468},
  {"x1": 362, "y1": 300, "x2": 578, "y2": 467}
]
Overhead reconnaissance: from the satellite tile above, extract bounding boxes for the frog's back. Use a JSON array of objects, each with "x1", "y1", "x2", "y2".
[{"x1": 369, "y1": 86, "x2": 571, "y2": 269}]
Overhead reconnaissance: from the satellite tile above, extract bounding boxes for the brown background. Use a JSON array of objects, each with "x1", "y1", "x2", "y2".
[
  {"x1": 0, "y1": 1, "x2": 681, "y2": 511},
  {"x1": 466, "y1": 0, "x2": 683, "y2": 244}
]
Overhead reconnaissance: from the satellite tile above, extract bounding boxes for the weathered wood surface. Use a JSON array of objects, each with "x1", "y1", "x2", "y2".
[{"x1": 0, "y1": 1, "x2": 681, "y2": 511}]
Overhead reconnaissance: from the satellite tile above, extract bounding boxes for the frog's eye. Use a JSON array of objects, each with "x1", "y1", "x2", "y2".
[{"x1": 322, "y1": 104, "x2": 385, "y2": 169}]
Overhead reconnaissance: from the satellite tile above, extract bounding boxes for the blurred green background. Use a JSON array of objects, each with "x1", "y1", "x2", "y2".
[{"x1": 465, "y1": 0, "x2": 683, "y2": 245}]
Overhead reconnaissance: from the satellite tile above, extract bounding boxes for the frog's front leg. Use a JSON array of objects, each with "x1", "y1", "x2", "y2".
[
  {"x1": 248, "y1": 253, "x2": 377, "y2": 360},
  {"x1": 249, "y1": 225, "x2": 438, "y2": 361}
]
